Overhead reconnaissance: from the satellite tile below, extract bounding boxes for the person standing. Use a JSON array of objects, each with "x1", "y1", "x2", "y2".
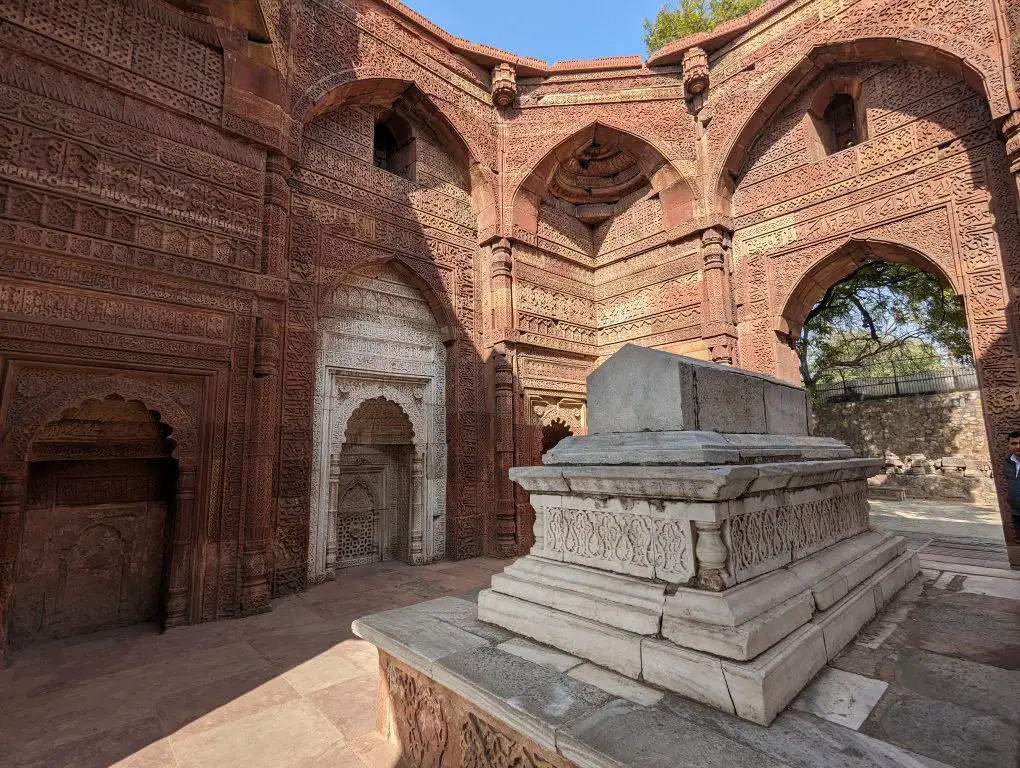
[{"x1": 1005, "y1": 432, "x2": 1020, "y2": 543}]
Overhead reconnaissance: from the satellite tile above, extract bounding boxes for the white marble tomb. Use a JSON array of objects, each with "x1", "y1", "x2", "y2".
[{"x1": 478, "y1": 345, "x2": 919, "y2": 725}]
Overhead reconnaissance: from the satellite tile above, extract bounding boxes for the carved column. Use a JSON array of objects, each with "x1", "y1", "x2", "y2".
[
  {"x1": 167, "y1": 465, "x2": 197, "y2": 627},
  {"x1": 694, "y1": 521, "x2": 728, "y2": 591},
  {"x1": 493, "y1": 346, "x2": 517, "y2": 557},
  {"x1": 326, "y1": 458, "x2": 339, "y2": 572},
  {"x1": 701, "y1": 227, "x2": 738, "y2": 365},
  {"x1": 0, "y1": 464, "x2": 26, "y2": 666},
  {"x1": 263, "y1": 152, "x2": 293, "y2": 277},
  {"x1": 409, "y1": 449, "x2": 425, "y2": 564},
  {"x1": 491, "y1": 239, "x2": 514, "y2": 337},
  {"x1": 240, "y1": 316, "x2": 282, "y2": 615}
]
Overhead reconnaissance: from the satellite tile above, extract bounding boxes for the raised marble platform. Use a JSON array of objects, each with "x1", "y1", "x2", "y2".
[
  {"x1": 354, "y1": 344, "x2": 922, "y2": 759},
  {"x1": 351, "y1": 576, "x2": 933, "y2": 768},
  {"x1": 475, "y1": 346, "x2": 920, "y2": 725}
]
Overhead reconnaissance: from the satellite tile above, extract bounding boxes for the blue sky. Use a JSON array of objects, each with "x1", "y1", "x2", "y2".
[{"x1": 402, "y1": 0, "x2": 668, "y2": 63}]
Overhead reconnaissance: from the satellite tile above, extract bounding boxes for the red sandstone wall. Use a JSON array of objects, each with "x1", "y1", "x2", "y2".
[{"x1": 0, "y1": 0, "x2": 1018, "y2": 660}]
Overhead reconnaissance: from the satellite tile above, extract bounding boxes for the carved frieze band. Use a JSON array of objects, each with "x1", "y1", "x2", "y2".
[
  {"x1": 543, "y1": 505, "x2": 693, "y2": 583},
  {"x1": 726, "y1": 490, "x2": 870, "y2": 582}
]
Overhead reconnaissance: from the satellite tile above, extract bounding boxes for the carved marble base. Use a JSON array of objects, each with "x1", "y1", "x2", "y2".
[
  {"x1": 478, "y1": 532, "x2": 919, "y2": 725},
  {"x1": 377, "y1": 650, "x2": 572, "y2": 768}
]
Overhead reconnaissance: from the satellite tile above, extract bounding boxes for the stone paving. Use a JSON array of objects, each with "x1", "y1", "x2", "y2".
[
  {"x1": 0, "y1": 510, "x2": 1018, "y2": 768},
  {"x1": 0, "y1": 558, "x2": 508, "y2": 768},
  {"x1": 868, "y1": 499, "x2": 1007, "y2": 544}
]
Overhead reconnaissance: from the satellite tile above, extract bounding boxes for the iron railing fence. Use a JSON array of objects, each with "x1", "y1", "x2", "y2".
[{"x1": 813, "y1": 364, "x2": 978, "y2": 404}]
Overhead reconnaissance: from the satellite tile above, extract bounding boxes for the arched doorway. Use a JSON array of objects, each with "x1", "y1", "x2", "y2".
[
  {"x1": 11, "y1": 395, "x2": 177, "y2": 644},
  {"x1": 329, "y1": 397, "x2": 416, "y2": 568},
  {"x1": 725, "y1": 53, "x2": 1020, "y2": 555},
  {"x1": 541, "y1": 419, "x2": 573, "y2": 456},
  {"x1": 310, "y1": 261, "x2": 448, "y2": 579}
]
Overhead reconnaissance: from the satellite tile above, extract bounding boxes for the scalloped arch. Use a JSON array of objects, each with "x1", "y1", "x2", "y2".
[{"x1": 6, "y1": 376, "x2": 199, "y2": 462}]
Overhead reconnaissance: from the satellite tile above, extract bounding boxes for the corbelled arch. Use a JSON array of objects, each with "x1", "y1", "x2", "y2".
[
  {"x1": 715, "y1": 37, "x2": 1011, "y2": 214},
  {"x1": 509, "y1": 120, "x2": 699, "y2": 242},
  {"x1": 298, "y1": 74, "x2": 498, "y2": 239}
]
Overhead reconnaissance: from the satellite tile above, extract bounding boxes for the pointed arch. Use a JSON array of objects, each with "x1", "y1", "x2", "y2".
[
  {"x1": 778, "y1": 237, "x2": 963, "y2": 338},
  {"x1": 319, "y1": 253, "x2": 457, "y2": 336},
  {"x1": 297, "y1": 74, "x2": 497, "y2": 238},
  {"x1": 715, "y1": 37, "x2": 1010, "y2": 212},
  {"x1": 510, "y1": 120, "x2": 698, "y2": 239}
]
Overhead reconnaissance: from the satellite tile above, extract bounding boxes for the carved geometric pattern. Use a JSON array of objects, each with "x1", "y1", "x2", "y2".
[
  {"x1": 544, "y1": 505, "x2": 693, "y2": 582},
  {"x1": 727, "y1": 491, "x2": 870, "y2": 577}
]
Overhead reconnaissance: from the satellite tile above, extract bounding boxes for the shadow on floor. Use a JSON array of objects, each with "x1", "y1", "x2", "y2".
[{"x1": 0, "y1": 557, "x2": 508, "y2": 768}]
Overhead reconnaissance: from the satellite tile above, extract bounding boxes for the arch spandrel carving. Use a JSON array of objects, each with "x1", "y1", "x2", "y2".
[
  {"x1": 712, "y1": 37, "x2": 1012, "y2": 215},
  {"x1": 3, "y1": 374, "x2": 202, "y2": 463},
  {"x1": 295, "y1": 74, "x2": 497, "y2": 238},
  {"x1": 507, "y1": 120, "x2": 700, "y2": 244}
]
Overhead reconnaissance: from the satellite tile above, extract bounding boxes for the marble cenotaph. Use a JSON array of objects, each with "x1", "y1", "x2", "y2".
[
  {"x1": 477, "y1": 345, "x2": 919, "y2": 725},
  {"x1": 352, "y1": 345, "x2": 921, "y2": 766}
]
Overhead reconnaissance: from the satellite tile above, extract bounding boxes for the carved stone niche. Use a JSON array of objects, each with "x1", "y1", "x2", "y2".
[
  {"x1": 476, "y1": 345, "x2": 920, "y2": 726},
  {"x1": 682, "y1": 46, "x2": 709, "y2": 99},
  {"x1": 491, "y1": 63, "x2": 518, "y2": 108}
]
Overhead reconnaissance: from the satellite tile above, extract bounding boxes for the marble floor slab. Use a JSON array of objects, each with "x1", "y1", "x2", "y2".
[{"x1": 790, "y1": 667, "x2": 889, "y2": 730}]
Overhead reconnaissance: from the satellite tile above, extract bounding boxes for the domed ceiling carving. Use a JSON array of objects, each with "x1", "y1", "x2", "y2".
[{"x1": 548, "y1": 128, "x2": 649, "y2": 209}]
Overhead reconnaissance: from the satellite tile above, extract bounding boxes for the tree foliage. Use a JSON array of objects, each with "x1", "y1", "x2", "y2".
[
  {"x1": 797, "y1": 261, "x2": 972, "y2": 388},
  {"x1": 643, "y1": 0, "x2": 764, "y2": 53}
]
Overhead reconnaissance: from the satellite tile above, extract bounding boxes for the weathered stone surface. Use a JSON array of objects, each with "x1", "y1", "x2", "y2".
[
  {"x1": 432, "y1": 645, "x2": 616, "y2": 751},
  {"x1": 811, "y1": 581, "x2": 880, "y2": 660},
  {"x1": 568, "y1": 663, "x2": 664, "y2": 706},
  {"x1": 477, "y1": 590, "x2": 643, "y2": 678},
  {"x1": 864, "y1": 692, "x2": 1020, "y2": 768},
  {"x1": 661, "y1": 592, "x2": 815, "y2": 660},
  {"x1": 640, "y1": 638, "x2": 737, "y2": 714},
  {"x1": 790, "y1": 667, "x2": 889, "y2": 730},
  {"x1": 665, "y1": 569, "x2": 805, "y2": 627},
  {"x1": 586, "y1": 345, "x2": 699, "y2": 435},
  {"x1": 558, "y1": 700, "x2": 790, "y2": 768},
  {"x1": 720, "y1": 624, "x2": 828, "y2": 725},
  {"x1": 352, "y1": 609, "x2": 488, "y2": 676},
  {"x1": 660, "y1": 696, "x2": 953, "y2": 768},
  {"x1": 491, "y1": 556, "x2": 665, "y2": 634},
  {"x1": 496, "y1": 638, "x2": 582, "y2": 673},
  {"x1": 380, "y1": 651, "x2": 575, "y2": 768},
  {"x1": 584, "y1": 345, "x2": 806, "y2": 436}
]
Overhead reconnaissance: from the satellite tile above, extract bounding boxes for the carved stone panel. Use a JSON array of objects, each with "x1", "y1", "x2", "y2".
[
  {"x1": 379, "y1": 651, "x2": 572, "y2": 768},
  {"x1": 310, "y1": 262, "x2": 447, "y2": 580},
  {"x1": 12, "y1": 460, "x2": 172, "y2": 643}
]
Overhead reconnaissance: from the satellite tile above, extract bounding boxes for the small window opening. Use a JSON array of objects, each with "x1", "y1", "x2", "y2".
[
  {"x1": 373, "y1": 123, "x2": 399, "y2": 172},
  {"x1": 823, "y1": 93, "x2": 860, "y2": 155}
]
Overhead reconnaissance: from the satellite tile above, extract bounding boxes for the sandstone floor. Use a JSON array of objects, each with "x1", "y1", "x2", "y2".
[{"x1": 0, "y1": 507, "x2": 1017, "y2": 768}]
